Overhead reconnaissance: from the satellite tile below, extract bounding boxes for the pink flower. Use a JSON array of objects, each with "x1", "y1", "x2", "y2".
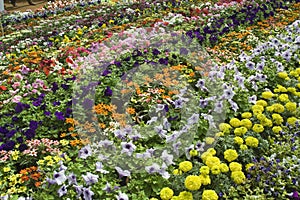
[
  {"x1": 12, "y1": 95, "x2": 22, "y2": 103},
  {"x1": 12, "y1": 82, "x2": 20, "y2": 89},
  {"x1": 15, "y1": 73, "x2": 23, "y2": 80}
]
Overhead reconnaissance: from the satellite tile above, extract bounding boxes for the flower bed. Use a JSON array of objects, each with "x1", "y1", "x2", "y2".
[{"x1": 0, "y1": 0, "x2": 299, "y2": 199}]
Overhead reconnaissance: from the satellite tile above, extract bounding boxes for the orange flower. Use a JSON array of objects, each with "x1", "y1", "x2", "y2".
[
  {"x1": 126, "y1": 107, "x2": 136, "y2": 115},
  {"x1": 35, "y1": 181, "x2": 41, "y2": 187},
  {"x1": 21, "y1": 175, "x2": 30, "y2": 182},
  {"x1": 60, "y1": 133, "x2": 67, "y2": 138}
]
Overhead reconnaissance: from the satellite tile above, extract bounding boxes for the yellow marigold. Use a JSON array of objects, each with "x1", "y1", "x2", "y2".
[
  {"x1": 231, "y1": 171, "x2": 246, "y2": 184},
  {"x1": 261, "y1": 91, "x2": 274, "y2": 99},
  {"x1": 189, "y1": 150, "x2": 198, "y2": 157},
  {"x1": 229, "y1": 118, "x2": 241, "y2": 128},
  {"x1": 245, "y1": 163, "x2": 254, "y2": 171},
  {"x1": 205, "y1": 156, "x2": 221, "y2": 168},
  {"x1": 256, "y1": 114, "x2": 266, "y2": 121},
  {"x1": 206, "y1": 148, "x2": 216, "y2": 156},
  {"x1": 256, "y1": 100, "x2": 268, "y2": 107},
  {"x1": 218, "y1": 123, "x2": 232, "y2": 134},
  {"x1": 278, "y1": 71, "x2": 288, "y2": 79},
  {"x1": 224, "y1": 149, "x2": 238, "y2": 162},
  {"x1": 205, "y1": 137, "x2": 215, "y2": 144},
  {"x1": 178, "y1": 191, "x2": 193, "y2": 200},
  {"x1": 185, "y1": 175, "x2": 201, "y2": 191},
  {"x1": 202, "y1": 190, "x2": 218, "y2": 200},
  {"x1": 219, "y1": 163, "x2": 229, "y2": 173},
  {"x1": 261, "y1": 118, "x2": 273, "y2": 127},
  {"x1": 215, "y1": 132, "x2": 224, "y2": 137},
  {"x1": 272, "y1": 103, "x2": 285, "y2": 113},
  {"x1": 285, "y1": 102, "x2": 297, "y2": 112},
  {"x1": 200, "y1": 166, "x2": 210, "y2": 175},
  {"x1": 278, "y1": 94, "x2": 289, "y2": 102},
  {"x1": 252, "y1": 124, "x2": 264, "y2": 133},
  {"x1": 287, "y1": 117, "x2": 298, "y2": 126},
  {"x1": 3, "y1": 167, "x2": 11, "y2": 172},
  {"x1": 229, "y1": 162, "x2": 242, "y2": 172},
  {"x1": 296, "y1": 68, "x2": 300, "y2": 75},
  {"x1": 234, "y1": 127, "x2": 248, "y2": 136},
  {"x1": 160, "y1": 187, "x2": 174, "y2": 200},
  {"x1": 241, "y1": 112, "x2": 252, "y2": 119},
  {"x1": 287, "y1": 87, "x2": 297, "y2": 94},
  {"x1": 297, "y1": 83, "x2": 300, "y2": 89},
  {"x1": 240, "y1": 144, "x2": 248, "y2": 150},
  {"x1": 173, "y1": 169, "x2": 182, "y2": 175},
  {"x1": 245, "y1": 136, "x2": 259, "y2": 147},
  {"x1": 199, "y1": 174, "x2": 211, "y2": 185},
  {"x1": 150, "y1": 198, "x2": 158, "y2": 200},
  {"x1": 234, "y1": 137, "x2": 244, "y2": 145},
  {"x1": 201, "y1": 152, "x2": 213, "y2": 163},
  {"x1": 179, "y1": 161, "x2": 193, "y2": 172},
  {"x1": 211, "y1": 165, "x2": 221, "y2": 175},
  {"x1": 272, "y1": 113, "x2": 284, "y2": 125},
  {"x1": 241, "y1": 119, "x2": 252, "y2": 129},
  {"x1": 272, "y1": 126, "x2": 282, "y2": 134}
]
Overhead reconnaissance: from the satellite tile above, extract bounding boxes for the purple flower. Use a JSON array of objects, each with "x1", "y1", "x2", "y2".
[
  {"x1": 82, "y1": 187, "x2": 94, "y2": 200},
  {"x1": 44, "y1": 111, "x2": 51, "y2": 116},
  {"x1": 145, "y1": 163, "x2": 160, "y2": 174},
  {"x1": 116, "y1": 192, "x2": 129, "y2": 200},
  {"x1": 52, "y1": 82, "x2": 59, "y2": 93},
  {"x1": 174, "y1": 99, "x2": 184, "y2": 109},
  {"x1": 160, "y1": 150, "x2": 174, "y2": 166},
  {"x1": 121, "y1": 141, "x2": 136, "y2": 156},
  {"x1": 223, "y1": 88, "x2": 235, "y2": 100},
  {"x1": 82, "y1": 98, "x2": 94, "y2": 110},
  {"x1": 78, "y1": 145, "x2": 92, "y2": 159},
  {"x1": 104, "y1": 86, "x2": 113, "y2": 96},
  {"x1": 187, "y1": 113, "x2": 199, "y2": 125},
  {"x1": 67, "y1": 173, "x2": 77, "y2": 185},
  {"x1": 152, "y1": 48, "x2": 160, "y2": 56},
  {"x1": 57, "y1": 185, "x2": 67, "y2": 197},
  {"x1": 154, "y1": 125, "x2": 167, "y2": 138},
  {"x1": 55, "y1": 111, "x2": 65, "y2": 121},
  {"x1": 53, "y1": 101, "x2": 61, "y2": 106},
  {"x1": 248, "y1": 95, "x2": 257, "y2": 104},
  {"x1": 115, "y1": 166, "x2": 131, "y2": 178},
  {"x1": 96, "y1": 162, "x2": 109, "y2": 174},
  {"x1": 53, "y1": 171, "x2": 67, "y2": 185},
  {"x1": 82, "y1": 172, "x2": 99, "y2": 185},
  {"x1": 18, "y1": 144, "x2": 28, "y2": 152},
  {"x1": 246, "y1": 61, "x2": 255, "y2": 70},
  {"x1": 214, "y1": 101, "x2": 223, "y2": 113},
  {"x1": 29, "y1": 121, "x2": 38, "y2": 130},
  {"x1": 74, "y1": 185, "x2": 83, "y2": 198},
  {"x1": 179, "y1": 47, "x2": 188, "y2": 55}
]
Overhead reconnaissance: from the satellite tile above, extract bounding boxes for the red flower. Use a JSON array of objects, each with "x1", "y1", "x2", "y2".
[{"x1": 0, "y1": 86, "x2": 7, "y2": 91}]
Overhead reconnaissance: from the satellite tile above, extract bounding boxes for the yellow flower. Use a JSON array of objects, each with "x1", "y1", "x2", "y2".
[
  {"x1": 205, "y1": 137, "x2": 215, "y2": 144},
  {"x1": 160, "y1": 187, "x2": 174, "y2": 200},
  {"x1": 272, "y1": 103, "x2": 285, "y2": 113},
  {"x1": 231, "y1": 171, "x2": 246, "y2": 184},
  {"x1": 189, "y1": 150, "x2": 198, "y2": 157},
  {"x1": 241, "y1": 119, "x2": 252, "y2": 129},
  {"x1": 202, "y1": 190, "x2": 218, "y2": 200},
  {"x1": 150, "y1": 198, "x2": 159, "y2": 200},
  {"x1": 278, "y1": 72, "x2": 288, "y2": 79},
  {"x1": 245, "y1": 163, "x2": 254, "y2": 171},
  {"x1": 234, "y1": 137, "x2": 244, "y2": 145},
  {"x1": 229, "y1": 162, "x2": 242, "y2": 171},
  {"x1": 185, "y1": 175, "x2": 201, "y2": 191},
  {"x1": 272, "y1": 113, "x2": 284, "y2": 125},
  {"x1": 240, "y1": 144, "x2": 248, "y2": 150},
  {"x1": 211, "y1": 165, "x2": 221, "y2": 175},
  {"x1": 3, "y1": 167, "x2": 11, "y2": 172},
  {"x1": 229, "y1": 118, "x2": 241, "y2": 127},
  {"x1": 261, "y1": 91, "x2": 274, "y2": 99},
  {"x1": 11, "y1": 150, "x2": 20, "y2": 161},
  {"x1": 224, "y1": 149, "x2": 238, "y2": 162},
  {"x1": 101, "y1": 23, "x2": 107, "y2": 28},
  {"x1": 261, "y1": 118, "x2": 273, "y2": 127},
  {"x1": 252, "y1": 124, "x2": 264, "y2": 133},
  {"x1": 201, "y1": 152, "x2": 213, "y2": 162},
  {"x1": 205, "y1": 156, "x2": 221, "y2": 168},
  {"x1": 200, "y1": 166, "x2": 210, "y2": 175},
  {"x1": 178, "y1": 191, "x2": 193, "y2": 200},
  {"x1": 245, "y1": 136, "x2": 259, "y2": 147},
  {"x1": 219, "y1": 163, "x2": 229, "y2": 173},
  {"x1": 173, "y1": 169, "x2": 182, "y2": 175},
  {"x1": 278, "y1": 94, "x2": 289, "y2": 102},
  {"x1": 285, "y1": 102, "x2": 297, "y2": 112},
  {"x1": 179, "y1": 161, "x2": 193, "y2": 172},
  {"x1": 256, "y1": 100, "x2": 268, "y2": 107},
  {"x1": 234, "y1": 127, "x2": 248, "y2": 136},
  {"x1": 287, "y1": 87, "x2": 297, "y2": 94},
  {"x1": 296, "y1": 68, "x2": 300, "y2": 75},
  {"x1": 272, "y1": 126, "x2": 282, "y2": 134},
  {"x1": 37, "y1": 159, "x2": 45, "y2": 165},
  {"x1": 47, "y1": 160, "x2": 54, "y2": 166},
  {"x1": 241, "y1": 112, "x2": 252, "y2": 119},
  {"x1": 199, "y1": 174, "x2": 211, "y2": 185},
  {"x1": 206, "y1": 148, "x2": 216, "y2": 156},
  {"x1": 218, "y1": 123, "x2": 232, "y2": 134},
  {"x1": 287, "y1": 117, "x2": 298, "y2": 126},
  {"x1": 215, "y1": 132, "x2": 224, "y2": 137},
  {"x1": 60, "y1": 139, "x2": 69, "y2": 146},
  {"x1": 44, "y1": 155, "x2": 52, "y2": 161}
]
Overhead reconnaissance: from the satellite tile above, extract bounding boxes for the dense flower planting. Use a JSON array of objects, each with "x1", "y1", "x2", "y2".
[{"x1": 0, "y1": 0, "x2": 299, "y2": 199}]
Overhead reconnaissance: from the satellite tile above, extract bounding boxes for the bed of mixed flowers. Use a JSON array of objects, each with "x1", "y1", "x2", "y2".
[{"x1": 0, "y1": 0, "x2": 299, "y2": 199}]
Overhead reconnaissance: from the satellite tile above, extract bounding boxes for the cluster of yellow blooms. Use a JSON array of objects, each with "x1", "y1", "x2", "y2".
[{"x1": 156, "y1": 69, "x2": 300, "y2": 200}]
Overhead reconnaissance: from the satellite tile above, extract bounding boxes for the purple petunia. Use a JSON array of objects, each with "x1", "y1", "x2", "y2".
[
  {"x1": 78, "y1": 145, "x2": 92, "y2": 159},
  {"x1": 55, "y1": 111, "x2": 65, "y2": 121},
  {"x1": 82, "y1": 172, "x2": 99, "y2": 185},
  {"x1": 104, "y1": 86, "x2": 113, "y2": 96}
]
